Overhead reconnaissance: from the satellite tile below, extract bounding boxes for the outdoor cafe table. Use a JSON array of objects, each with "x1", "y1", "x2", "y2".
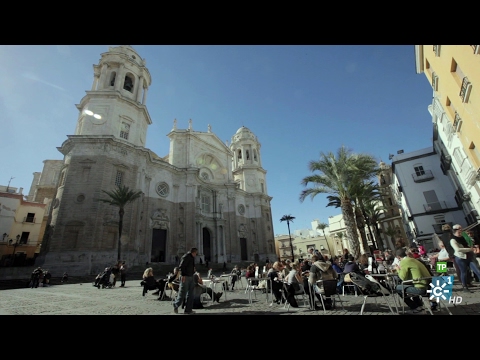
[
  {"x1": 202, "y1": 277, "x2": 229, "y2": 304},
  {"x1": 246, "y1": 277, "x2": 273, "y2": 305}
]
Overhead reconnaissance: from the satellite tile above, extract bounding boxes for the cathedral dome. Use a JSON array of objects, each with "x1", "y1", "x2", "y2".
[{"x1": 233, "y1": 126, "x2": 257, "y2": 142}]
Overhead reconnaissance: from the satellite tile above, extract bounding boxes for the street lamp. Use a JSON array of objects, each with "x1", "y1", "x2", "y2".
[{"x1": 9, "y1": 235, "x2": 20, "y2": 266}]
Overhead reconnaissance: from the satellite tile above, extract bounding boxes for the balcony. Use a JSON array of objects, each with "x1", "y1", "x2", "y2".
[
  {"x1": 453, "y1": 112, "x2": 462, "y2": 132},
  {"x1": 423, "y1": 201, "x2": 447, "y2": 213},
  {"x1": 412, "y1": 170, "x2": 434, "y2": 183},
  {"x1": 23, "y1": 216, "x2": 36, "y2": 223},
  {"x1": 460, "y1": 76, "x2": 472, "y2": 103}
]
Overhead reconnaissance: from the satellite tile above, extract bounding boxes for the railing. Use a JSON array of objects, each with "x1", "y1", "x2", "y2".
[
  {"x1": 460, "y1": 76, "x2": 471, "y2": 101},
  {"x1": 433, "y1": 45, "x2": 440, "y2": 56},
  {"x1": 453, "y1": 112, "x2": 462, "y2": 131},
  {"x1": 23, "y1": 217, "x2": 35, "y2": 223},
  {"x1": 423, "y1": 201, "x2": 447, "y2": 212},
  {"x1": 412, "y1": 170, "x2": 434, "y2": 182}
]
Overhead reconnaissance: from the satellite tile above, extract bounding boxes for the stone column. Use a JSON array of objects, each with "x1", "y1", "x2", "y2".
[{"x1": 136, "y1": 76, "x2": 143, "y2": 103}]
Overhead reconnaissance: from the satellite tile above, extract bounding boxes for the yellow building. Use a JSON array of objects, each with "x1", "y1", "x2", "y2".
[
  {"x1": 0, "y1": 189, "x2": 46, "y2": 266},
  {"x1": 415, "y1": 45, "x2": 480, "y2": 225}
]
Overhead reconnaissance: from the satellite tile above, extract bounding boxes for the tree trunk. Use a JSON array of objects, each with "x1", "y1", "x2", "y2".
[
  {"x1": 354, "y1": 205, "x2": 369, "y2": 255},
  {"x1": 341, "y1": 200, "x2": 360, "y2": 258},
  {"x1": 373, "y1": 223, "x2": 385, "y2": 251},
  {"x1": 118, "y1": 208, "x2": 124, "y2": 261}
]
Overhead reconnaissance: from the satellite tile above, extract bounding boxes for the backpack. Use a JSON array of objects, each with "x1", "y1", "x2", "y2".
[{"x1": 348, "y1": 272, "x2": 382, "y2": 295}]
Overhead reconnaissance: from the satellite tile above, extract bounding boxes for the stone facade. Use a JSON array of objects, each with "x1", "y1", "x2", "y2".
[{"x1": 35, "y1": 45, "x2": 275, "y2": 276}]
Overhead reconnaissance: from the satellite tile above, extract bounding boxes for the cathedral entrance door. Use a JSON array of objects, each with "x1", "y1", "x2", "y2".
[
  {"x1": 240, "y1": 238, "x2": 247, "y2": 261},
  {"x1": 203, "y1": 228, "x2": 211, "y2": 262},
  {"x1": 151, "y1": 229, "x2": 167, "y2": 262}
]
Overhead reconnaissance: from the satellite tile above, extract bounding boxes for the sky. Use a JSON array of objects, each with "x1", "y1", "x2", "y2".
[{"x1": 0, "y1": 45, "x2": 434, "y2": 236}]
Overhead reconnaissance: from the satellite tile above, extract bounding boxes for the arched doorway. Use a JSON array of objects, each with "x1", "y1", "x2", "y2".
[{"x1": 203, "y1": 228, "x2": 211, "y2": 262}]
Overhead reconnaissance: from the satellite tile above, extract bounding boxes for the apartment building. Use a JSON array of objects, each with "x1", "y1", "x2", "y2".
[{"x1": 415, "y1": 45, "x2": 480, "y2": 227}]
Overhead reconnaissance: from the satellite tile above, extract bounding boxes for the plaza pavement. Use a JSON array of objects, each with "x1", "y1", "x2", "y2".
[{"x1": 1, "y1": 276, "x2": 480, "y2": 315}]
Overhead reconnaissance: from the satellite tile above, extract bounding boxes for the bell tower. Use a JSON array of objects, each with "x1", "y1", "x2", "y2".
[
  {"x1": 73, "y1": 45, "x2": 152, "y2": 147},
  {"x1": 230, "y1": 126, "x2": 267, "y2": 194}
]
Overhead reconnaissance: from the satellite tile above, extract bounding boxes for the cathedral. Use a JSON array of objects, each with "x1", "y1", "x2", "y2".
[{"x1": 35, "y1": 45, "x2": 275, "y2": 276}]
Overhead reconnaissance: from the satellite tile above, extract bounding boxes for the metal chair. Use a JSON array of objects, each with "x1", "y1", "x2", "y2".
[
  {"x1": 282, "y1": 281, "x2": 308, "y2": 311},
  {"x1": 351, "y1": 275, "x2": 397, "y2": 315},
  {"x1": 315, "y1": 279, "x2": 345, "y2": 313},
  {"x1": 400, "y1": 277, "x2": 453, "y2": 315},
  {"x1": 342, "y1": 273, "x2": 358, "y2": 296}
]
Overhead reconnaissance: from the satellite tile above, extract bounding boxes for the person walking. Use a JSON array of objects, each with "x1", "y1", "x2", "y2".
[
  {"x1": 119, "y1": 261, "x2": 127, "y2": 287},
  {"x1": 451, "y1": 224, "x2": 480, "y2": 293},
  {"x1": 173, "y1": 247, "x2": 198, "y2": 314}
]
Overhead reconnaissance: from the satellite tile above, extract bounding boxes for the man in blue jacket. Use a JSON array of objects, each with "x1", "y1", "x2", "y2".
[{"x1": 173, "y1": 247, "x2": 198, "y2": 314}]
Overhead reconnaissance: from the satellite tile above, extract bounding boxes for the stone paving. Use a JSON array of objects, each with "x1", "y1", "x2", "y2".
[{"x1": 1, "y1": 277, "x2": 479, "y2": 315}]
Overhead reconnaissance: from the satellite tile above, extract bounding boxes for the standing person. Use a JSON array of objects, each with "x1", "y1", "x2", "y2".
[
  {"x1": 450, "y1": 224, "x2": 480, "y2": 293},
  {"x1": 111, "y1": 262, "x2": 120, "y2": 287},
  {"x1": 61, "y1": 272, "x2": 68, "y2": 283},
  {"x1": 173, "y1": 247, "x2": 198, "y2": 314},
  {"x1": 30, "y1": 267, "x2": 43, "y2": 288},
  {"x1": 42, "y1": 270, "x2": 52, "y2": 287},
  {"x1": 230, "y1": 265, "x2": 241, "y2": 290},
  {"x1": 119, "y1": 261, "x2": 127, "y2": 287}
]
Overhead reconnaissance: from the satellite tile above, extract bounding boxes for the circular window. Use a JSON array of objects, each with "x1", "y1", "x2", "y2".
[
  {"x1": 156, "y1": 182, "x2": 169, "y2": 197},
  {"x1": 76, "y1": 194, "x2": 85, "y2": 203},
  {"x1": 53, "y1": 198, "x2": 60, "y2": 209},
  {"x1": 201, "y1": 172, "x2": 209, "y2": 181},
  {"x1": 238, "y1": 204, "x2": 245, "y2": 215}
]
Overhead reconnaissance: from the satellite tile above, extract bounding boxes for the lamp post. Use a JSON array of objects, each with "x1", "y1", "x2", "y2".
[{"x1": 9, "y1": 235, "x2": 20, "y2": 266}]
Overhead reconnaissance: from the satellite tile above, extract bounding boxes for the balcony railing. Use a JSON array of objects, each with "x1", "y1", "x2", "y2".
[
  {"x1": 460, "y1": 76, "x2": 471, "y2": 102},
  {"x1": 412, "y1": 170, "x2": 434, "y2": 182},
  {"x1": 423, "y1": 201, "x2": 447, "y2": 212},
  {"x1": 453, "y1": 112, "x2": 462, "y2": 131},
  {"x1": 23, "y1": 216, "x2": 36, "y2": 223},
  {"x1": 471, "y1": 45, "x2": 479, "y2": 54}
]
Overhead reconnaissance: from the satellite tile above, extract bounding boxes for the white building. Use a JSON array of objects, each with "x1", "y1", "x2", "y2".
[
  {"x1": 391, "y1": 147, "x2": 465, "y2": 250},
  {"x1": 34, "y1": 45, "x2": 275, "y2": 276}
]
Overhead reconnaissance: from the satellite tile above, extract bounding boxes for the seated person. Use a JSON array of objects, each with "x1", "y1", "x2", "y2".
[
  {"x1": 245, "y1": 265, "x2": 258, "y2": 285},
  {"x1": 394, "y1": 247, "x2": 432, "y2": 313},
  {"x1": 231, "y1": 265, "x2": 241, "y2": 290},
  {"x1": 167, "y1": 267, "x2": 181, "y2": 293},
  {"x1": 343, "y1": 255, "x2": 360, "y2": 273},
  {"x1": 193, "y1": 270, "x2": 223, "y2": 308},
  {"x1": 287, "y1": 260, "x2": 322, "y2": 309},
  {"x1": 141, "y1": 267, "x2": 167, "y2": 300},
  {"x1": 268, "y1": 261, "x2": 286, "y2": 304},
  {"x1": 331, "y1": 256, "x2": 344, "y2": 293},
  {"x1": 308, "y1": 255, "x2": 338, "y2": 309},
  {"x1": 301, "y1": 259, "x2": 311, "y2": 273}
]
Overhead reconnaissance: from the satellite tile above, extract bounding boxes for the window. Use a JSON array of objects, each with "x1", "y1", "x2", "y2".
[
  {"x1": 156, "y1": 182, "x2": 169, "y2": 197},
  {"x1": 238, "y1": 149, "x2": 242, "y2": 160},
  {"x1": 115, "y1": 171, "x2": 123, "y2": 186},
  {"x1": 433, "y1": 45, "x2": 441, "y2": 57},
  {"x1": 253, "y1": 149, "x2": 258, "y2": 161},
  {"x1": 202, "y1": 195, "x2": 210, "y2": 213},
  {"x1": 450, "y1": 58, "x2": 465, "y2": 87},
  {"x1": 110, "y1": 72, "x2": 116, "y2": 86},
  {"x1": 25, "y1": 213, "x2": 35, "y2": 223},
  {"x1": 238, "y1": 204, "x2": 245, "y2": 215},
  {"x1": 453, "y1": 112, "x2": 462, "y2": 132},
  {"x1": 201, "y1": 172, "x2": 209, "y2": 181},
  {"x1": 414, "y1": 165, "x2": 425, "y2": 176},
  {"x1": 120, "y1": 123, "x2": 130, "y2": 140},
  {"x1": 123, "y1": 75, "x2": 134, "y2": 92}
]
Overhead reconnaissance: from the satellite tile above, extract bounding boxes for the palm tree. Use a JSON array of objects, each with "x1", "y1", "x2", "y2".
[
  {"x1": 96, "y1": 185, "x2": 143, "y2": 261},
  {"x1": 362, "y1": 199, "x2": 386, "y2": 251},
  {"x1": 280, "y1": 214, "x2": 295, "y2": 261},
  {"x1": 316, "y1": 222, "x2": 332, "y2": 255},
  {"x1": 384, "y1": 226, "x2": 398, "y2": 250},
  {"x1": 299, "y1": 146, "x2": 379, "y2": 258}
]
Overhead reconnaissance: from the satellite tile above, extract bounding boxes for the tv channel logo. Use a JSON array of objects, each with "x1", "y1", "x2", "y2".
[
  {"x1": 427, "y1": 275, "x2": 462, "y2": 304},
  {"x1": 436, "y1": 262, "x2": 448, "y2": 273}
]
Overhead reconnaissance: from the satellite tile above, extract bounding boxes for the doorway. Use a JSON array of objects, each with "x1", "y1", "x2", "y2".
[
  {"x1": 203, "y1": 228, "x2": 211, "y2": 262},
  {"x1": 151, "y1": 228, "x2": 167, "y2": 262},
  {"x1": 240, "y1": 238, "x2": 247, "y2": 261}
]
